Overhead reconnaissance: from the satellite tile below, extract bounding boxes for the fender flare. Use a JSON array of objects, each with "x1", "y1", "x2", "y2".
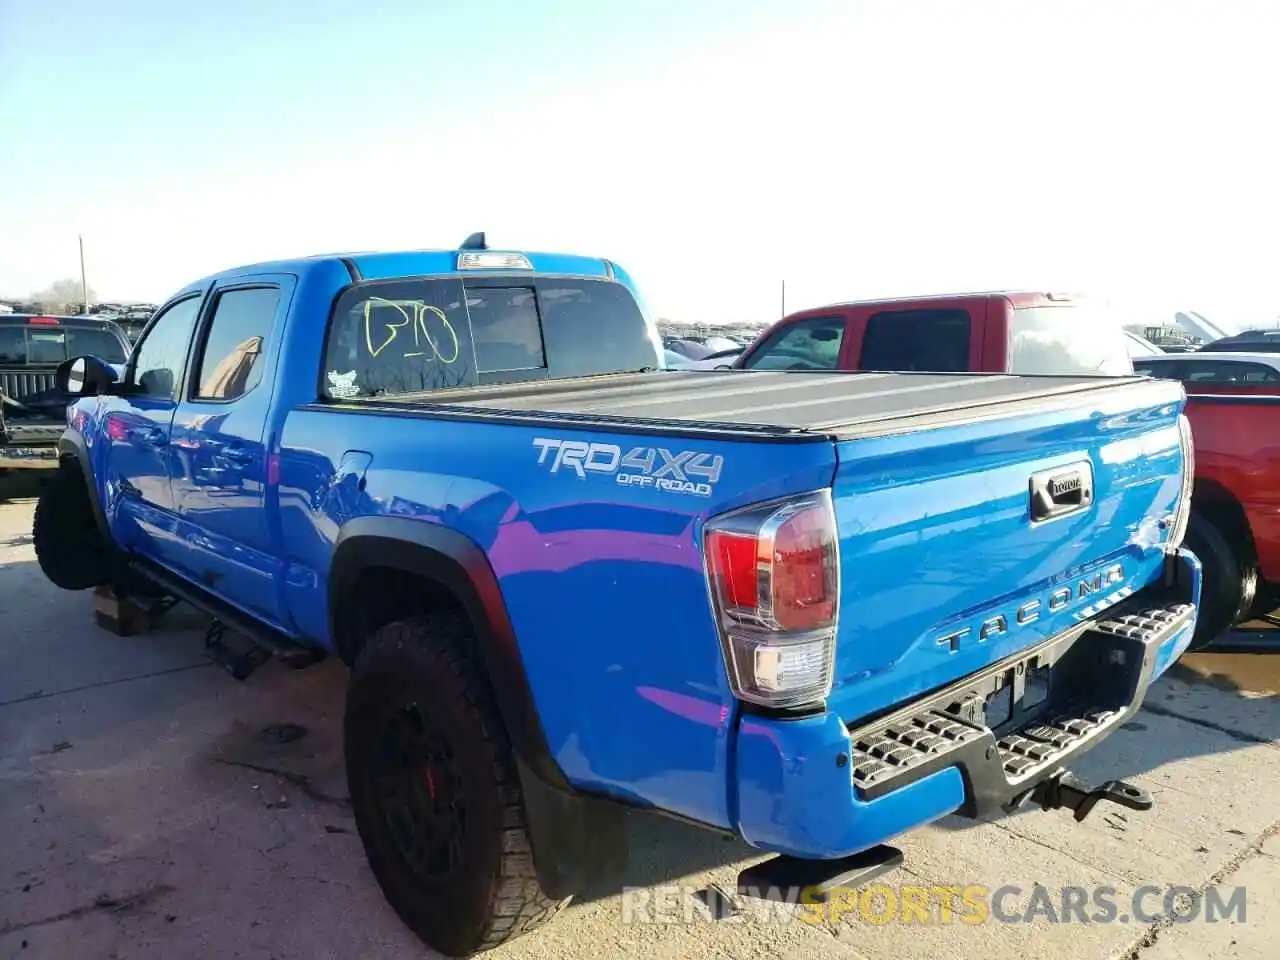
[
  {"x1": 57, "y1": 430, "x2": 109, "y2": 537},
  {"x1": 330, "y1": 515, "x2": 571, "y2": 789},
  {"x1": 329, "y1": 516, "x2": 629, "y2": 897}
]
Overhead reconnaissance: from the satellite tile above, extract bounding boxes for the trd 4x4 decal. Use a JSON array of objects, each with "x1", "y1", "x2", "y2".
[{"x1": 532, "y1": 437, "x2": 724, "y2": 497}]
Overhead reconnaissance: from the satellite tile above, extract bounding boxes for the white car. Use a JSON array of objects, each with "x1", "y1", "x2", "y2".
[
  {"x1": 1132, "y1": 351, "x2": 1280, "y2": 384},
  {"x1": 685, "y1": 346, "x2": 744, "y2": 370}
]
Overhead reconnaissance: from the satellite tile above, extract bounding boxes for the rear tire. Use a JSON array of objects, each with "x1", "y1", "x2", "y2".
[
  {"x1": 32, "y1": 462, "x2": 115, "y2": 590},
  {"x1": 1183, "y1": 511, "x2": 1257, "y2": 652},
  {"x1": 344, "y1": 612, "x2": 569, "y2": 957}
]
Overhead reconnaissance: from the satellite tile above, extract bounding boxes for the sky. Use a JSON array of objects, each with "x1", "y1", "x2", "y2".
[{"x1": 1, "y1": 0, "x2": 1278, "y2": 329}]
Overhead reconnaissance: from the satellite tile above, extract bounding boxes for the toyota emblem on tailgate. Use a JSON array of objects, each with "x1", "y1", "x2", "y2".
[{"x1": 1029, "y1": 460, "x2": 1095, "y2": 524}]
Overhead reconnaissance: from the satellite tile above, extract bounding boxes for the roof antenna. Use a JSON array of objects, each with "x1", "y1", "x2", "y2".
[{"x1": 460, "y1": 231, "x2": 487, "y2": 250}]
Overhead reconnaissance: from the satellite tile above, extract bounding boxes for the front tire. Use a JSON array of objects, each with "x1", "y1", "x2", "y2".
[
  {"x1": 1183, "y1": 511, "x2": 1257, "y2": 652},
  {"x1": 32, "y1": 462, "x2": 116, "y2": 590},
  {"x1": 344, "y1": 612, "x2": 569, "y2": 957}
]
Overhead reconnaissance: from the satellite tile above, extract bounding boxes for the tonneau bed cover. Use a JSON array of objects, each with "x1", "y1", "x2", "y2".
[{"x1": 325, "y1": 370, "x2": 1179, "y2": 441}]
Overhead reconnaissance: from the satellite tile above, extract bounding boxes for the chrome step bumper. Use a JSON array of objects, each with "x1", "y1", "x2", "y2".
[{"x1": 846, "y1": 596, "x2": 1195, "y2": 817}]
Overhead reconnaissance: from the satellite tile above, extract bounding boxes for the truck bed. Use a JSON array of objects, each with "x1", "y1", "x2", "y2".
[{"x1": 322, "y1": 369, "x2": 1174, "y2": 441}]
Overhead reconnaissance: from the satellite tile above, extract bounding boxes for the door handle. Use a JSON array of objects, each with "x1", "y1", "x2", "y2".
[
  {"x1": 221, "y1": 443, "x2": 255, "y2": 464},
  {"x1": 128, "y1": 426, "x2": 168, "y2": 447}
]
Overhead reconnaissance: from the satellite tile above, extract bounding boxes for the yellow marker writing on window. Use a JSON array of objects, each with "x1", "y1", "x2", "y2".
[{"x1": 363, "y1": 298, "x2": 460, "y2": 364}]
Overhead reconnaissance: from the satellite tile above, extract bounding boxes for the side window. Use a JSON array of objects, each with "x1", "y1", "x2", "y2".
[
  {"x1": 1181, "y1": 361, "x2": 1231, "y2": 382},
  {"x1": 742, "y1": 316, "x2": 846, "y2": 371},
  {"x1": 1132, "y1": 360, "x2": 1176, "y2": 379},
  {"x1": 860, "y1": 309, "x2": 971, "y2": 372},
  {"x1": 1181, "y1": 360, "x2": 1280, "y2": 383},
  {"x1": 1242, "y1": 364, "x2": 1280, "y2": 382},
  {"x1": 131, "y1": 297, "x2": 203, "y2": 400},
  {"x1": 192, "y1": 287, "x2": 280, "y2": 400},
  {"x1": 323, "y1": 278, "x2": 476, "y2": 398}
]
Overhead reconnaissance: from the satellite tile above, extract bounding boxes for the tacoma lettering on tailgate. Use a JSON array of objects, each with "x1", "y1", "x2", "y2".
[
  {"x1": 532, "y1": 437, "x2": 724, "y2": 497},
  {"x1": 934, "y1": 563, "x2": 1127, "y2": 652}
]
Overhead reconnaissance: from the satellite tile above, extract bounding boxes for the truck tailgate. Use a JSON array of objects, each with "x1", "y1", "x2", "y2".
[
  {"x1": 0, "y1": 369, "x2": 56, "y2": 401},
  {"x1": 824, "y1": 376, "x2": 1187, "y2": 724}
]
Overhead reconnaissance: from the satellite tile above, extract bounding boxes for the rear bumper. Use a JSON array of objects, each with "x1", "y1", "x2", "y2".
[
  {"x1": 0, "y1": 444, "x2": 59, "y2": 469},
  {"x1": 0, "y1": 420, "x2": 65, "y2": 469},
  {"x1": 732, "y1": 548, "x2": 1201, "y2": 860}
]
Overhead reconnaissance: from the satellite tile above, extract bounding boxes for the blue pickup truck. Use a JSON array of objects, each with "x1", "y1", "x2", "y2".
[{"x1": 34, "y1": 237, "x2": 1201, "y2": 956}]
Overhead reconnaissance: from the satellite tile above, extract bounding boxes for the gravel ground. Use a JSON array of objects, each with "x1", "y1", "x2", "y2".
[{"x1": 1, "y1": 475, "x2": 1277, "y2": 960}]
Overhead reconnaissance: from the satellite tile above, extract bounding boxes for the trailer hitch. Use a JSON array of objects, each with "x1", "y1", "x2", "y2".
[{"x1": 1008, "y1": 770, "x2": 1153, "y2": 823}]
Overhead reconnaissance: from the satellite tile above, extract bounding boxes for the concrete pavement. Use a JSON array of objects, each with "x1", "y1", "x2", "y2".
[{"x1": 1, "y1": 476, "x2": 1277, "y2": 960}]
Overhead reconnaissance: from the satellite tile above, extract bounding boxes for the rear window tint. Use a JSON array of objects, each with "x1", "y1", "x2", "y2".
[
  {"x1": 321, "y1": 277, "x2": 656, "y2": 399},
  {"x1": 0, "y1": 327, "x2": 24, "y2": 363},
  {"x1": 1009, "y1": 306, "x2": 1133, "y2": 376},
  {"x1": 467, "y1": 287, "x2": 546, "y2": 373},
  {"x1": 324, "y1": 278, "x2": 476, "y2": 397},
  {"x1": 536, "y1": 279, "x2": 659, "y2": 379},
  {"x1": 0, "y1": 324, "x2": 128, "y2": 365},
  {"x1": 859, "y1": 309, "x2": 971, "y2": 371}
]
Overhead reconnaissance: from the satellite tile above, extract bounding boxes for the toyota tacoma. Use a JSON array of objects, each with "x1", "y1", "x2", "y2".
[{"x1": 33, "y1": 236, "x2": 1200, "y2": 956}]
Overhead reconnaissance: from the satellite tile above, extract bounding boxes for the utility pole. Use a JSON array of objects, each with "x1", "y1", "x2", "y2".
[
  {"x1": 781, "y1": 279, "x2": 786, "y2": 319},
  {"x1": 78, "y1": 234, "x2": 89, "y2": 313}
]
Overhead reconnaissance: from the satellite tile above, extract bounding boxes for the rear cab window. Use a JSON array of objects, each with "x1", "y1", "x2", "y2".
[
  {"x1": 0, "y1": 321, "x2": 129, "y2": 366},
  {"x1": 1008, "y1": 303, "x2": 1134, "y2": 376},
  {"x1": 321, "y1": 276, "x2": 657, "y2": 399}
]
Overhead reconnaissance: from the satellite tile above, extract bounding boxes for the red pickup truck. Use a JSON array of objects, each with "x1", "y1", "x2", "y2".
[
  {"x1": 735, "y1": 292, "x2": 1273, "y2": 650},
  {"x1": 1145, "y1": 383, "x2": 1280, "y2": 648},
  {"x1": 734, "y1": 291, "x2": 1136, "y2": 376}
]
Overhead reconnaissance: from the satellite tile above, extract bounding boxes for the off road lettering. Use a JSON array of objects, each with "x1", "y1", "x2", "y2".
[{"x1": 533, "y1": 437, "x2": 723, "y2": 496}]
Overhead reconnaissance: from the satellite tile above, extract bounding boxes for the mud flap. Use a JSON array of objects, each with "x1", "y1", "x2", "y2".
[{"x1": 515, "y1": 756, "x2": 629, "y2": 900}]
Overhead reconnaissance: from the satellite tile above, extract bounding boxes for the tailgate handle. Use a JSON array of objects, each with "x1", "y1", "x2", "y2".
[{"x1": 1029, "y1": 461, "x2": 1094, "y2": 523}]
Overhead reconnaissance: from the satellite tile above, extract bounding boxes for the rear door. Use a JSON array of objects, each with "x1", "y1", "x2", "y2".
[{"x1": 169, "y1": 277, "x2": 293, "y2": 625}]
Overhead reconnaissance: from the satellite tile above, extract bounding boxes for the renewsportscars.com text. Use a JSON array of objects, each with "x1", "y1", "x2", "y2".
[{"x1": 621, "y1": 882, "x2": 1247, "y2": 926}]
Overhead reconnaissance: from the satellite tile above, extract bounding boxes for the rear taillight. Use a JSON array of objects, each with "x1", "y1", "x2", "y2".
[
  {"x1": 28, "y1": 316, "x2": 60, "y2": 325},
  {"x1": 1167, "y1": 413, "x2": 1195, "y2": 551},
  {"x1": 105, "y1": 417, "x2": 128, "y2": 442},
  {"x1": 704, "y1": 490, "x2": 839, "y2": 709}
]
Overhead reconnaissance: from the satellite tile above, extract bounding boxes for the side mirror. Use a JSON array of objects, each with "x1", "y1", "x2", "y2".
[{"x1": 56, "y1": 355, "x2": 121, "y2": 397}]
